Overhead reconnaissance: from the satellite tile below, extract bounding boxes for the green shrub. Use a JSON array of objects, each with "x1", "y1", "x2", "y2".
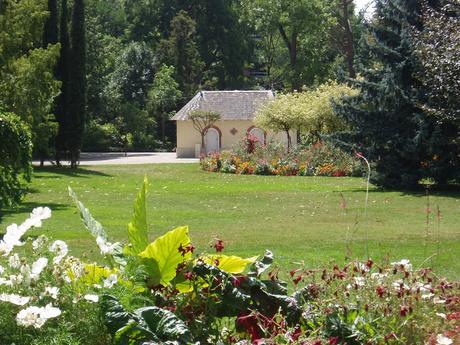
[{"x1": 0, "y1": 111, "x2": 32, "y2": 209}]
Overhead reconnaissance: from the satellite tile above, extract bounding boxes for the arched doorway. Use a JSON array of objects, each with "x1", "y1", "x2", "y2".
[
  {"x1": 205, "y1": 127, "x2": 220, "y2": 154},
  {"x1": 248, "y1": 126, "x2": 265, "y2": 145}
]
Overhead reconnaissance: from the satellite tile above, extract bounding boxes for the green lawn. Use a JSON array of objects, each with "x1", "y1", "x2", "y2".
[{"x1": 1, "y1": 164, "x2": 459, "y2": 278}]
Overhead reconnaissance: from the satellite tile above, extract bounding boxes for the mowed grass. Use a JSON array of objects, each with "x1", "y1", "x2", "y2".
[{"x1": 1, "y1": 164, "x2": 459, "y2": 278}]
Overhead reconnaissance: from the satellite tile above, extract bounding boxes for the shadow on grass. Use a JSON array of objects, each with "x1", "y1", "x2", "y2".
[
  {"x1": 346, "y1": 184, "x2": 460, "y2": 200},
  {"x1": 0, "y1": 201, "x2": 69, "y2": 221},
  {"x1": 33, "y1": 166, "x2": 111, "y2": 178}
]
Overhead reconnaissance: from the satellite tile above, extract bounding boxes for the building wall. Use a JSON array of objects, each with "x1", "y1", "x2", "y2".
[{"x1": 175, "y1": 120, "x2": 297, "y2": 158}]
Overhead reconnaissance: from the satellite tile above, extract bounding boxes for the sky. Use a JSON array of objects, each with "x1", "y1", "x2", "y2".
[{"x1": 354, "y1": 0, "x2": 375, "y2": 15}]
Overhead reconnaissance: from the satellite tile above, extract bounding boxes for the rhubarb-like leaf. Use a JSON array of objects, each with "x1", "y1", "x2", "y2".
[
  {"x1": 125, "y1": 176, "x2": 149, "y2": 256},
  {"x1": 139, "y1": 226, "x2": 191, "y2": 286}
]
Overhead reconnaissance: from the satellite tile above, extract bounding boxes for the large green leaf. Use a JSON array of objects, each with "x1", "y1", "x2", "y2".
[
  {"x1": 69, "y1": 186, "x2": 107, "y2": 240},
  {"x1": 136, "y1": 307, "x2": 191, "y2": 344},
  {"x1": 248, "y1": 250, "x2": 273, "y2": 277},
  {"x1": 69, "y1": 187, "x2": 125, "y2": 266},
  {"x1": 203, "y1": 254, "x2": 258, "y2": 274},
  {"x1": 125, "y1": 176, "x2": 149, "y2": 256},
  {"x1": 139, "y1": 226, "x2": 191, "y2": 286}
]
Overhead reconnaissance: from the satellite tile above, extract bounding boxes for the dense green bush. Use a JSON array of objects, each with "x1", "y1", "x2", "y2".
[{"x1": 0, "y1": 111, "x2": 32, "y2": 209}]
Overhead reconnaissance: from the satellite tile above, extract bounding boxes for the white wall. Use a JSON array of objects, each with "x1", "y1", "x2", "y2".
[{"x1": 175, "y1": 120, "x2": 297, "y2": 158}]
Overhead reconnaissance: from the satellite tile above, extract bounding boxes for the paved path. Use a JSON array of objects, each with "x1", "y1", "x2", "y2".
[{"x1": 33, "y1": 152, "x2": 198, "y2": 166}]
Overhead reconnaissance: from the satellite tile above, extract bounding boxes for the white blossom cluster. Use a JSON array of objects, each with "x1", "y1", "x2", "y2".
[{"x1": 0, "y1": 207, "x2": 119, "y2": 330}]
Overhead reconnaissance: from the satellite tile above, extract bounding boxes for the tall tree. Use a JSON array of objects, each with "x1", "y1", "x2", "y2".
[
  {"x1": 242, "y1": 0, "x2": 336, "y2": 90},
  {"x1": 157, "y1": 11, "x2": 204, "y2": 99},
  {"x1": 43, "y1": 0, "x2": 58, "y2": 48},
  {"x1": 413, "y1": 0, "x2": 460, "y2": 182},
  {"x1": 68, "y1": 0, "x2": 86, "y2": 168},
  {"x1": 55, "y1": 0, "x2": 71, "y2": 165},
  {"x1": 147, "y1": 65, "x2": 182, "y2": 144},
  {"x1": 334, "y1": 0, "x2": 430, "y2": 188},
  {"x1": 0, "y1": 0, "x2": 60, "y2": 165}
]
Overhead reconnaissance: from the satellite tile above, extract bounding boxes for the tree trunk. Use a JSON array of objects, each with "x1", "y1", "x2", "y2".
[
  {"x1": 285, "y1": 129, "x2": 292, "y2": 152},
  {"x1": 161, "y1": 115, "x2": 166, "y2": 143},
  {"x1": 342, "y1": 0, "x2": 356, "y2": 78},
  {"x1": 201, "y1": 132, "x2": 206, "y2": 156},
  {"x1": 278, "y1": 25, "x2": 300, "y2": 90}
]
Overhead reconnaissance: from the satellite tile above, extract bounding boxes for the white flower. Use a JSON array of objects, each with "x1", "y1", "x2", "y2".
[
  {"x1": 32, "y1": 235, "x2": 49, "y2": 251},
  {"x1": 16, "y1": 306, "x2": 45, "y2": 328},
  {"x1": 0, "y1": 277, "x2": 12, "y2": 286},
  {"x1": 436, "y1": 334, "x2": 453, "y2": 345},
  {"x1": 370, "y1": 273, "x2": 387, "y2": 281},
  {"x1": 16, "y1": 304, "x2": 61, "y2": 329},
  {"x1": 49, "y1": 240, "x2": 68, "y2": 264},
  {"x1": 103, "y1": 274, "x2": 118, "y2": 288},
  {"x1": 20, "y1": 264, "x2": 31, "y2": 287},
  {"x1": 0, "y1": 240, "x2": 12, "y2": 256},
  {"x1": 30, "y1": 207, "x2": 52, "y2": 224},
  {"x1": 96, "y1": 236, "x2": 120, "y2": 256},
  {"x1": 433, "y1": 297, "x2": 446, "y2": 304},
  {"x1": 8, "y1": 254, "x2": 21, "y2": 269},
  {"x1": 83, "y1": 294, "x2": 99, "y2": 303},
  {"x1": 391, "y1": 259, "x2": 412, "y2": 272},
  {"x1": 436, "y1": 313, "x2": 447, "y2": 319},
  {"x1": 0, "y1": 293, "x2": 30, "y2": 306},
  {"x1": 422, "y1": 293, "x2": 434, "y2": 299},
  {"x1": 9, "y1": 274, "x2": 24, "y2": 286},
  {"x1": 3, "y1": 224, "x2": 26, "y2": 248},
  {"x1": 0, "y1": 265, "x2": 4, "y2": 275},
  {"x1": 31, "y1": 258, "x2": 48, "y2": 280},
  {"x1": 44, "y1": 286, "x2": 59, "y2": 300},
  {"x1": 41, "y1": 304, "x2": 61, "y2": 318},
  {"x1": 354, "y1": 277, "x2": 366, "y2": 287}
]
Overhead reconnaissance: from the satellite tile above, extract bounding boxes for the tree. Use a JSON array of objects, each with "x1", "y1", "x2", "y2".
[
  {"x1": 55, "y1": 0, "x2": 71, "y2": 165},
  {"x1": 43, "y1": 0, "x2": 58, "y2": 48},
  {"x1": 334, "y1": 0, "x2": 430, "y2": 188},
  {"x1": 242, "y1": 0, "x2": 336, "y2": 90},
  {"x1": 0, "y1": 0, "x2": 61, "y2": 165},
  {"x1": 0, "y1": 111, "x2": 32, "y2": 210},
  {"x1": 105, "y1": 41, "x2": 156, "y2": 110},
  {"x1": 255, "y1": 83, "x2": 355, "y2": 149},
  {"x1": 147, "y1": 65, "x2": 182, "y2": 144},
  {"x1": 68, "y1": 0, "x2": 86, "y2": 168},
  {"x1": 255, "y1": 94, "x2": 299, "y2": 150},
  {"x1": 189, "y1": 110, "x2": 221, "y2": 155},
  {"x1": 157, "y1": 11, "x2": 204, "y2": 99},
  {"x1": 413, "y1": 0, "x2": 460, "y2": 182},
  {"x1": 297, "y1": 81, "x2": 357, "y2": 141}
]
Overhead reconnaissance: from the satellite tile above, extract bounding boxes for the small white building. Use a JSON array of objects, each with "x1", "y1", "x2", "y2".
[{"x1": 172, "y1": 90, "x2": 295, "y2": 158}]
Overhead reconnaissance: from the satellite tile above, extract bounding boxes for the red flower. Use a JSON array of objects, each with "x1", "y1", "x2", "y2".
[
  {"x1": 178, "y1": 243, "x2": 195, "y2": 256},
  {"x1": 329, "y1": 336, "x2": 339, "y2": 345},
  {"x1": 236, "y1": 312, "x2": 261, "y2": 342},
  {"x1": 366, "y1": 259, "x2": 373, "y2": 269},
  {"x1": 376, "y1": 286, "x2": 386, "y2": 298},
  {"x1": 183, "y1": 271, "x2": 194, "y2": 280},
  {"x1": 384, "y1": 333, "x2": 397, "y2": 341},
  {"x1": 399, "y1": 305, "x2": 409, "y2": 317},
  {"x1": 290, "y1": 269, "x2": 299, "y2": 277},
  {"x1": 214, "y1": 239, "x2": 224, "y2": 252},
  {"x1": 293, "y1": 275, "x2": 302, "y2": 285}
]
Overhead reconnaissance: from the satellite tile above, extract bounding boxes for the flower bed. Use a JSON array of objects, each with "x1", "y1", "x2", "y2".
[
  {"x1": 200, "y1": 137, "x2": 363, "y2": 177},
  {"x1": 1, "y1": 180, "x2": 459, "y2": 344}
]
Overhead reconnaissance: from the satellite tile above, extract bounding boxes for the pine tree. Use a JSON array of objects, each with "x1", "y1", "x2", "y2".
[
  {"x1": 55, "y1": 0, "x2": 71, "y2": 165},
  {"x1": 68, "y1": 0, "x2": 86, "y2": 168},
  {"x1": 334, "y1": 0, "x2": 428, "y2": 188},
  {"x1": 43, "y1": 0, "x2": 58, "y2": 47}
]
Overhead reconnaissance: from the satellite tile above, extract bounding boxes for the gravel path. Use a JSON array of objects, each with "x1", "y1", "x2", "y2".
[{"x1": 33, "y1": 152, "x2": 198, "y2": 166}]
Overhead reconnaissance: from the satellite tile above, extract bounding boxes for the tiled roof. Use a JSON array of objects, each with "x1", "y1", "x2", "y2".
[{"x1": 171, "y1": 90, "x2": 275, "y2": 121}]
